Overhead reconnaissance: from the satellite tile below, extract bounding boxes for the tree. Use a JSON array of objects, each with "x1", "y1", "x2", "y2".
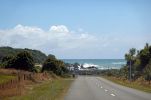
[
  {"x1": 3, "y1": 51, "x2": 34, "y2": 71},
  {"x1": 143, "y1": 60, "x2": 151, "y2": 84},
  {"x1": 133, "y1": 58, "x2": 141, "y2": 78},
  {"x1": 120, "y1": 66, "x2": 128, "y2": 79},
  {"x1": 2, "y1": 56, "x2": 13, "y2": 62},
  {"x1": 125, "y1": 48, "x2": 136, "y2": 66},
  {"x1": 42, "y1": 56, "x2": 68, "y2": 75},
  {"x1": 145, "y1": 43, "x2": 149, "y2": 49},
  {"x1": 0, "y1": 46, "x2": 47, "y2": 64},
  {"x1": 42, "y1": 56, "x2": 57, "y2": 72},
  {"x1": 129, "y1": 48, "x2": 136, "y2": 57},
  {"x1": 14, "y1": 51, "x2": 34, "y2": 71},
  {"x1": 125, "y1": 53, "x2": 131, "y2": 66},
  {"x1": 2, "y1": 55, "x2": 15, "y2": 68},
  {"x1": 48, "y1": 54, "x2": 56, "y2": 59},
  {"x1": 125, "y1": 48, "x2": 136, "y2": 81},
  {"x1": 119, "y1": 43, "x2": 151, "y2": 81},
  {"x1": 0, "y1": 52, "x2": 5, "y2": 62},
  {"x1": 139, "y1": 46, "x2": 150, "y2": 70}
]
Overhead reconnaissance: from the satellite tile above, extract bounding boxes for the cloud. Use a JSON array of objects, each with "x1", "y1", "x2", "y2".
[
  {"x1": 49, "y1": 25, "x2": 69, "y2": 33},
  {"x1": 14, "y1": 24, "x2": 43, "y2": 33},
  {"x1": 0, "y1": 24, "x2": 98, "y2": 57},
  {"x1": 0, "y1": 24, "x2": 150, "y2": 59}
]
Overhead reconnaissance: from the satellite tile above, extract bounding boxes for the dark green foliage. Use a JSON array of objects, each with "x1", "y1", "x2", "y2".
[
  {"x1": 0, "y1": 47, "x2": 47, "y2": 63},
  {"x1": 34, "y1": 65, "x2": 42, "y2": 73},
  {"x1": 124, "y1": 43, "x2": 151, "y2": 81},
  {"x1": 42, "y1": 55, "x2": 69, "y2": 76},
  {"x1": 42, "y1": 56, "x2": 58, "y2": 73},
  {"x1": 119, "y1": 66, "x2": 129, "y2": 78},
  {"x1": 13, "y1": 51, "x2": 34, "y2": 71},
  {"x1": 139, "y1": 48, "x2": 150, "y2": 70},
  {"x1": 125, "y1": 48, "x2": 136, "y2": 66},
  {"x1": 0, "y1": 47, "x2": 16, "y2": 62},
  {"x1": 1, "y1": 55, "x2": 15, "y2": 68},
  {"x1": 138, "y1": 44, "x2": 151, "y2": 71},
  {"x1": 143, "y1": 60, "x2": 151, "y2": 83},
  {"x1": 2, "y1": 51, "x2": 35, "y2": 71},
  {"x1": 102, "y1": 43, "x2": 151, "y2": 83},
  {"x1": 24, "y1": 48, "x2": 47, "y2": 64},
  {"x1": 48, "y1": 54, "x2": 56, "y2": 59}
]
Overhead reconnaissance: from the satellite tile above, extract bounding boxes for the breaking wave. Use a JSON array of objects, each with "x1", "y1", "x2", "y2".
[
  {"x1": 81, "y1": 63, "x2": 123, "y2": 70},
  {"x1": 82, "y1": 63, "x2": 99, "y2": 68}
]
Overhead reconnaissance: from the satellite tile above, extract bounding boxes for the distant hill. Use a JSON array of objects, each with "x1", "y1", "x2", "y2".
[{"x1": 0, "y1": 47, "x2": 47, "y2": 63}]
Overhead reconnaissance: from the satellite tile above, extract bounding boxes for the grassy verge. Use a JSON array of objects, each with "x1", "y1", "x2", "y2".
[
  {"x1": 0, "y1": 74, "x2": 16, "y2": 84},
  {"x1": 102, "y1": 76, "x2": 151, "y2": 93},
  {"x1": 9, "y1": 79, "x2": 73, "y2": 100}
]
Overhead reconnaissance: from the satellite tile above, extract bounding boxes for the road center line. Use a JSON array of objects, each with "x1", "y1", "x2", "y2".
[
  {"x1": 104, "y1": 89, "x2": 108, "y2": 92},
  {"x1": 110, "y1": 94, "x2": 116, "y2": 96}
]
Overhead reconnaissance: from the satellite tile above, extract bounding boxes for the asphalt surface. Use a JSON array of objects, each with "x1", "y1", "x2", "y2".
[{"x1": 65, "y1": 76, "x2": 151, "y2": 100}]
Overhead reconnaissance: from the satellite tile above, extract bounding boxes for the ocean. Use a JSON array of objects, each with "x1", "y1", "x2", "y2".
[{"x1": 62, "y1": 59, "x2": 126, "y2": 69}]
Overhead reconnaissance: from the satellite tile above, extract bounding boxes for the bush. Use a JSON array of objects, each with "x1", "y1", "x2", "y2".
[
  {"x1": 143, "y1": 60, "x2": 151, "y2": 83},
  {"x1": 42, "y1": 55, "x2": 69, "y2": 76},
  {"x1": 2, "y1": 51, "x2": 34, "y2": 71}
]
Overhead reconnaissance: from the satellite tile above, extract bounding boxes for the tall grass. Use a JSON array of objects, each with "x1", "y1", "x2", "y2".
[
  {"x1": 0, "y1": 68, "x2": 52, "y2": 98},
  {"x1": 0, "y1": 75, "x2": 16, "y2": 84},
  {"x1": 10, "y1": 79, "x2": 73, "y2": 100},
  {"x1": 103, "y1": 76, "x2": 151, "y2": 93}
]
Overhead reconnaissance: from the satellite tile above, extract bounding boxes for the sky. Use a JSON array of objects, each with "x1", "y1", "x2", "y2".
[{"x1": 0, "y1": 0, "x2": 151, "y2": 59}]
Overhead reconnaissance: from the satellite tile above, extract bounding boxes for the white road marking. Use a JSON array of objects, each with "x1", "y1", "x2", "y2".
[
  {"x1": 104, "y1": 89, "x2": 108, "y2": 92},
  {"x1": 110, "y1": 94, "x2": 116, "y2": 96},
  {"x1": 100, "y1": 86, "x2": 103, "y2": 88}
]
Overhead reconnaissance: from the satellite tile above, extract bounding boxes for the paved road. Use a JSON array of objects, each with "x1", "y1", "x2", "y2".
[{"x1": 65, "y1": 76, "x2": 151, "y2": 100}]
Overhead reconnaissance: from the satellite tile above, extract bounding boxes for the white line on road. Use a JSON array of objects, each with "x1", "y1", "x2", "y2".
[
  {"x1": 110, "y1": 94, "x2": 116, "y2": 96},
  {"x1": 100, "y1": 86, "x2": 103, "y2": 88},
  {"x1": 104, "y1": 89, "x2": 108, "y2": 92}
]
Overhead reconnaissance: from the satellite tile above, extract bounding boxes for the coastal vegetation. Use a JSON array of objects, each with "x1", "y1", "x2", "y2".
[
  {"x1": 101, "y1": 43, "x2": 151, "y2": 92},
  {"x1": 0, "y1": 46, "x2": 69, "y2": 75},
  {"x1": 1, "y1": 51, "x2": 35, "y2": 72},
  {"x1": 42, "y1": 54, "x2": 69, "y2": 76},
  {"x1": 0, "y1": 47, "x2": 47, "y2": 64},
  {"x1": 0, "y1": 74, "x2": 16, "y2": 84},
  {"x1": 0, "y1": 47, "x2": 72, "y2": 99},
  {"x1": 10, "y1": 79, "x2": 73, "y2": 100}
]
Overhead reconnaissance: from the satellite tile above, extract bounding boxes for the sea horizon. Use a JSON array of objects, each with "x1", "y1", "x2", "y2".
[{"x1": 62, "y1": 59, "x2": 126, "y2": 70}]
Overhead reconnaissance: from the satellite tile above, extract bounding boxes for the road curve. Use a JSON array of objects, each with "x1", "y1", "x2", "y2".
[{"x1": 64, "y1": 76, "x2": 151, "y2": 100}]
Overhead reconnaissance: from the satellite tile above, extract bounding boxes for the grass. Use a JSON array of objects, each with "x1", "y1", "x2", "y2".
[
  {"x1": 9, "y1": 79, "x2": 73, "y2": 100},
  {"x1": 0, "y1": 74, "x2": 16, "y2": 84},
  {"x1": 103, "y1": 76, "x2": 151, "y2": 93}
]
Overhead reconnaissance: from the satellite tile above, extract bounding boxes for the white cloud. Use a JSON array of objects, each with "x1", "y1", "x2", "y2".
[
  {"x1": 0, "y1": 24, "x2": 98, "y2": 57},
  {"x1": 49, "y1": 25, "x2": 69, "y2": 33},
  {"x1": 0, "y1": 24, "x2": 150, "y2": 59},
  {"x1": 14, "y1": 24, "x2": 43, "y2": 33}
]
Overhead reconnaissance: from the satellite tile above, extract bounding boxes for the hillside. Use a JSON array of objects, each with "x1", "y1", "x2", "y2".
[{"x1": 0, "y1": 47, "x2": 47, "y2": 63}]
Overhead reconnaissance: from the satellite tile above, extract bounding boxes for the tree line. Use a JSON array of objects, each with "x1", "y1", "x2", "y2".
[
  {"x1": 0, "y1": 47, "x2": 47, "y2": 64},
  {"x1": 102, "y1": 43, "x2": 151, "y2": 83},
  {"x1": 0, "y1": 49, "x2": 69, "y2": 76}
]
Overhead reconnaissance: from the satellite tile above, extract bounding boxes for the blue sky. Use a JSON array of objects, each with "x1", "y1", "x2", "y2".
[{"x1": 0, "y1": 0, "x2": 151, "y2": 59}]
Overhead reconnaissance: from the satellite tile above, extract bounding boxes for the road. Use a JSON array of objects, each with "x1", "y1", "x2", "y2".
[{"x1": 65, "y1": 76, "x2": 151, "y2": 100}]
